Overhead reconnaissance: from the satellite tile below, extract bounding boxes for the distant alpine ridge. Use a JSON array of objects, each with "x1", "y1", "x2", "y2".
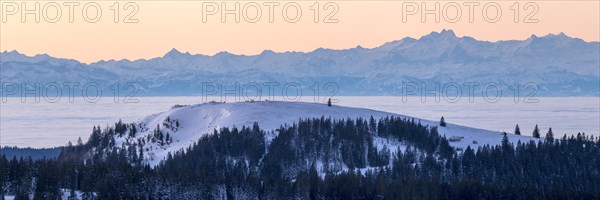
[{"x1": 1, "y1": 30, "x2": 598, "y2": 96}]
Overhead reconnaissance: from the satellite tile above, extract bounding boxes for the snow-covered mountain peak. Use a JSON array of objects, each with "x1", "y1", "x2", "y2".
[
  {"x1": 440, "y1": 29, "x2": 456, "y2": 37},
  {"x1": 165, "y1": 48, "x2": 180, "y2": 55},
  {"x1": 0, "y1": 50, "x2": 29, "y2": 62},
  {"x1": 0, "y1": 50, "x2": 82, "y2": 66},
  {"x1": 260, "y1": 49, "x2": 276, "y2": 55},
  {"x1": 529, "y1": 34, "x2": 539, "y2": 39},
  {"x1": 420, "y1": 29, "x2": 458, "y2": 41},
  {"x1": 553, "y1": 32, "x2": 567, "y2": 38},
  {"x1": 163, "y1": 48, "x2": 191, "y2": 58}
]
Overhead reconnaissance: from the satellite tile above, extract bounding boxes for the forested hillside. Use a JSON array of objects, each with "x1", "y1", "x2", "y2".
[{"x1": 1, "y1": 116, "x2": 599, "y2": 199}]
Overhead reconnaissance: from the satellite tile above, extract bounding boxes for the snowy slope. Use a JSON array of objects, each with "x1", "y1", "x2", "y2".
[{"x1": 116, "y1": 101, "x2": 539, "y2": 166}]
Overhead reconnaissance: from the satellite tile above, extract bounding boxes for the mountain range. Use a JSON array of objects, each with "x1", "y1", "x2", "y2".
[{"x1": 1, "y1": 29, "x2": 598, "y2": 96}]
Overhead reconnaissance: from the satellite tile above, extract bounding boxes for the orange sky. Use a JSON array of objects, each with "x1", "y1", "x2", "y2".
[{"x1": 1, "y1": 0, "x2": 599, "y2": 63}]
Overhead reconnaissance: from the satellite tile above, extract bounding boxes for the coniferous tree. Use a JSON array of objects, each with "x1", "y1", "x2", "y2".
[
  {"x1": 439, "y1": 116, "x2": 446, "y2": 127},
  {"x1": 139, "y1": 145, "x2": 145, "y2": 162},
  {"x1": 327, "y1": 98, "x2": 332, "y2": 107},
  {"x1": 129, "y1": 125, "x2": 137, "y2": 138},
  {"x1": 33, "y1": 161, "x2": 61, "y2": 200},
  {"x1": 502, "y1": 132, "x2": 509, "y2": 147},
  {"x1": 368, "y1": 116, "x2": 376, "y2": 134},
  {"x1": 546, "y1": 127, "x2": 554, "y2": 142},
  {"x1": 501, "y1": 132, "x2": 513, "y2": 154},
  {"x1": 514, "y1": 124, "x2": 521, "y2": 135},
  {"x1": 77, "y1": 137, "x2": 83, "y2": 146},
  {"x1": 308, "y1": 162, "x2": 320, "y2": 199},
  {"x1": 532, "y1": 124, "x2": 540, "y2": 138},
  {"x1": 166, "y1": 132, "x2": 171, "y2": 144}
]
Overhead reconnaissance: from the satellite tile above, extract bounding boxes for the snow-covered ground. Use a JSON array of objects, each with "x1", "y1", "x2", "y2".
[{"x1": 116, "y1": 101, "x2": 539, "y2": 167}]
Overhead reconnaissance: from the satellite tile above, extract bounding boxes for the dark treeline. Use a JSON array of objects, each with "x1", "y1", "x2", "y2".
[
  {"x1": 0, "y1": 117, "x2": 599, "y2": 199},
  {"x1": 0, "y1": 147, "x2": 61, "y2": 161}
]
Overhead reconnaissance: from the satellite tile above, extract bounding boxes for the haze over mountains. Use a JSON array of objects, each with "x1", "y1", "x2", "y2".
[{"x1": 1, "y1": 30, "x2": 598, "y2": 96}]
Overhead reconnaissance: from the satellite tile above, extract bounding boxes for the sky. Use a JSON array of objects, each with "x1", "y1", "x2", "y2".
[{"x1": 1, "y1": 0, "x2": 599, "y2": 63}]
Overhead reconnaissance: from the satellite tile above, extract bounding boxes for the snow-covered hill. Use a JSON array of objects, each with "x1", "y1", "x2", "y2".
[{"x1": 115, "y1": 101, "x2": 538, "y2": 166}]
